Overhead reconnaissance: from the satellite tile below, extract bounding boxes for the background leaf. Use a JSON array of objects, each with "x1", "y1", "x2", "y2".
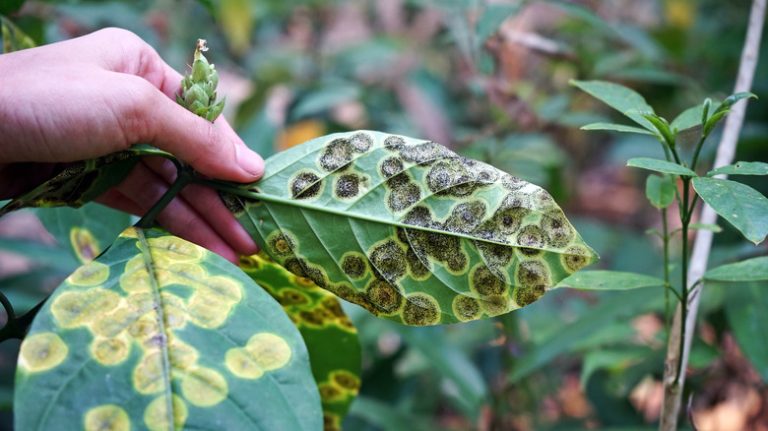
[
  {"x1": 725, "y1": 282, "x2": 768, "y2": 382},
  {"x1": 645, "y1": 174, "x2": 675, "y2": 209},
  {"x1": 15, "y1": 227, "x2": 322, "y2": 431},
  {"x1": 240, "y1": 254, "x2": 361, "y2": 430},
  {"x1": 556, "y1": 270, "x2": 665, "y2": 290},
  {"x1": 707, "y1": 161, "x2": 768, "y2": 176},
  {"x1": 692, "y1": 177, "x2": 768, "y2": 244},
  {"x1": 627, "y1": 157, "x2": 696, "y2": 176},
  {"x1": 36, "y1": 203, "x2": 132, "y2": 263},
  {"x1": 704, "y1": 256, "x2": 768, "y2": 282},
  {"x1": 581, "y1": 123, "x2": 654, "y2": 135},
  {"x1": 570, "y1": 80, "x2": 656, "y2": 131},
  {"x1": 227, "y1": 131, "x2": 598, "y2": 326}
]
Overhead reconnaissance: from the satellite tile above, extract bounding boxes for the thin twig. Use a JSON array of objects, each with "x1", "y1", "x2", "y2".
[{"x1": 658, "y1": 0, "x2": 766, "y2": 429}]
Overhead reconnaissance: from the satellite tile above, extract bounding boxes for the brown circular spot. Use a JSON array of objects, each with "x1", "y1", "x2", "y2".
[
  {"x1": 290, "y1": 171, "x2": 323, "y2": 199},
  {"x1": 365, "y1": 279, "x2": 403, "y2": 314},
  {"x1": 402, "y1": 293, "x2": 440, "y2": 325}
]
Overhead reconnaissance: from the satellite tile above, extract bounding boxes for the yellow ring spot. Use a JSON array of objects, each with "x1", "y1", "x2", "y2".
[
  {"x1": 144, "y1": 395, "x2": 188, "y2": 431},
  {"x1": 181, "y1": 366, "x2": 228, "y2": 407},
  {"x1": 84, "y1": 404, "x2": 130, "y2": 431},
  {"x1": 70, "y1": 227, "x2": 101, "y2": 263},
  {"x1": 67, "y1": 261, "x2": 110, "y2": 286},
  {"x1": 188, "y1": 293, "x2": 234, "y2": 329},
  {"x1": 51, "y1": 288, "x2": 121, "y2": 328},
  {"x1": 91, "y1": 336, "x2": 130, "y2": 366},
  {"x1": 133, "y1": 352, "x2": 165, "y2": 395},
  {"x1": 120, "y1": 256, "x2": 151, "y2": 293},
  {"x1": 225, "y1": 348, "x2": 264, "y2": 379},
  {"x1": 19, "y1": 332, "x2": 68, "y2": 373},
  {"x1": 246, "y1": 332, "x2": 292, "y2": 371},
  {"x1": 147, "y1": 236, "x2": 204, "y2": 262}
]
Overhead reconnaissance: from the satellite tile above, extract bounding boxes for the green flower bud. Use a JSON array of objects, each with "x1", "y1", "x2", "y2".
[{"x1": 177, "y1": 38, "x2": 225, "y2": 122}]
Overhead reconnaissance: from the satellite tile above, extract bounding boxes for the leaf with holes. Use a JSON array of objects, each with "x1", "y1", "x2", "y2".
[
  {"x1": 222, "y1": 131, "x2": 598, "y2": 326},
  {"x1": 240, "y1": 254, "x2": 361, "y2": 431},
  {"x1": 14, "y1": 227, "x2": 322, "y2": 431}
]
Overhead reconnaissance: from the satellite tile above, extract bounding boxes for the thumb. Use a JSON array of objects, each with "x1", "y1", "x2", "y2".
[{"x1": 137, "y1": 85, "x2": 264, "y2": 182}]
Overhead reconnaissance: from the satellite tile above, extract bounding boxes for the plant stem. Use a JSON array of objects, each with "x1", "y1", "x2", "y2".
[
  {"x1": 661, "y1": 208, "x2": 671, "y2": 329},
  {"x1": 674, "y1": 178, "x2": 691, "y2": 386},
  {"x1": 136, "y1": 167, "x2": 193, "y2": 229},
  {"x1": 659, "y1": 0, "x2": 765, "y2": 428},
  {"x1": 690, "y1": 135, "x2": 708, "y2": 173}
]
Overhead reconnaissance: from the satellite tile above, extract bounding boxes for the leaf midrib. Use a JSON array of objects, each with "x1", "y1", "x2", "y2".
[
  {"x1": 136, "y1": 228, "x2": 175, "y2": 431},
  {"x1": 222, "y1": 183, "x2": 590, "y2": 257}
]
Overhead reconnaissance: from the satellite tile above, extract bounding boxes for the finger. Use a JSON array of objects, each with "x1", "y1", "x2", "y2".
[
  {"x1": 114, "y1": 73, "x2": 264, "y2": 183},
  {"x1": 109, "y1": 162, "x2": 239, "y2": 262},
  {"x1": 96, "y1": 189, "x2": 143, "y2": 215},
  {"x1": 143, "y1": 157, "x2": 258, "y2": 255}
]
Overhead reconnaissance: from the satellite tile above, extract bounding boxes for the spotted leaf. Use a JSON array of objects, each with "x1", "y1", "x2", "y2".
[
  {"x1": 240, "y1": 254, "x2": 362, "y2": 431},
  {"x1": 225, "y1": 131, "x2": 598, "y2": 326},
  {"x1": 15, "y1": 227, "x2": 322, "y2": 431},
  {"x1": 0, "y1": 146, "x2": 171, "y2": 217}
]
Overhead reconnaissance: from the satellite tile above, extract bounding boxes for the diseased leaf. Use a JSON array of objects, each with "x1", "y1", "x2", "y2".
[
  {"x1": 707, "y1": 161, "x2": 768, "y2": 177},
  {"x1": 225, "y1": 131, "x2": 598, "y2": 326},
  {"x1": 0, "y1": 145, "x2": 172, "y2": 216},
  {"x1": 570, "y1": 80, "x2": 656, "y2": 131},
  {"x1": 15, "y1": 227, "x2": 322, "y2": 431},
  {"x1": 37, "y1": 203, "x2": 132, "y2": 263},
  {"x1": 704, "y1": 256, "x2": 768, "y2": 282},
  {"x1": 692, "y1": 177, "x2": 768, "y2": 244},
  {"x1": 240, "y1": 254, "x2": 361, "y2": 430},
  {"x1": 627, "y1": 157, "x2": 696, "y2": 176},
  {"x1": 645, "y1": 174, "x2": 675, "y2": 209},
  {"x1": 581, "y1": 122, "x2": 654, "y2": 135},
  {"x1": 557, "y1": 270, "x2": 665, "y2": 290}
]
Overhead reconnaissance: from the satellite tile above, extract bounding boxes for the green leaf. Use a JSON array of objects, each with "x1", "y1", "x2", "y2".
[
  {"x1": 581, "y1": 122, "x2": 654, "y2": 135},
  {"x1": 688, "y1": 223, "x2": 722, "y2": 233},
  {"x1": 570, "y1": 80, "x2": 655, "y2": 131},
  {"x1": 704, "y1": 256, "x2": 768, "y2": 282},
  {"x1": 475, "y1": 4, "x2": 522, "y2": 44},
  {"x1": 1, "y1": 16, "x2": 35, "y2": 53},
  {"x1": 627, "y1": 157, "x2": 696, "y2": 176},
  {"x1": 510, "y1": 288, "x2": 664, "y2": 382},
  {"x1": 218, "y1": 0, "x2": 253, "y2": 54},
  {"x1": 240, "y1": 254, "x2": 361, "y2": 428},
  {"x1": 0, "y1": 237, "x2": 79, "y2": 272},
  {"x1": 15, "y1": 227, "x2": 322, "y2": 430},
  {"x1": 707, "y1": 161, "x2": 768, "y2": 177},
  {"x1": 400, "y1": 328, "x2": 487, "y2": 419},
  {"x1": 692, "y1": 177, "x2": 768, "y2": 244},
  {"x1": 645, "y1": 174, "x2": 675, "y2": 209},
  {"x1": 641, "y1": 113, "x2": 675, "y2": 147},
  {"x1": 670, "y1": 103, "x2": 705, "y2": 132},
  {"x1": 725, "y1": 282, "x2": 768, "y2": 381},
  {"x1": 556, "y1": 270, "x2": 665, "y2": 290},
  {"x1": 580, "y1": 348, "x2": 649, "y2": 388},
  {"x1": 225, "y1": 131, "x2": 598, "y2": 325},
  {"x1": 37, "y1": 203, "x2": 132, "y2": 263},
  {"x1": 348, "y1": 396, "x2": 439, "y2": 431}
]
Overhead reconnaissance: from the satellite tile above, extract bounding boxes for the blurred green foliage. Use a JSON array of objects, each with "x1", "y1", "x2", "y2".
[{"x1": 1, "y1": 0, "x2": 767, "y2": 429}]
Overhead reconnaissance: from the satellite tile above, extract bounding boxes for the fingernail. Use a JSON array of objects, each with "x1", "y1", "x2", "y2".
[{"x1": 237, "y1": 146, "x2": 264, "y2": 179}]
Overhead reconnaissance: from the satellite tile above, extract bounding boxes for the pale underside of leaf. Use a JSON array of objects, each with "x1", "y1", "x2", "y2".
[
  {"x1": 228, "y1": 131, "x2": 598, "y2": 325},
  {"x1": 15, "y1": 227, "x2": 321, "y2": 431}
]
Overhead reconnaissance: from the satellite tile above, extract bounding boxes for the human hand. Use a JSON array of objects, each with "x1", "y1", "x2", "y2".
[{"x1": 0, "y1": 27, "x2": 262, "y2": 262}]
